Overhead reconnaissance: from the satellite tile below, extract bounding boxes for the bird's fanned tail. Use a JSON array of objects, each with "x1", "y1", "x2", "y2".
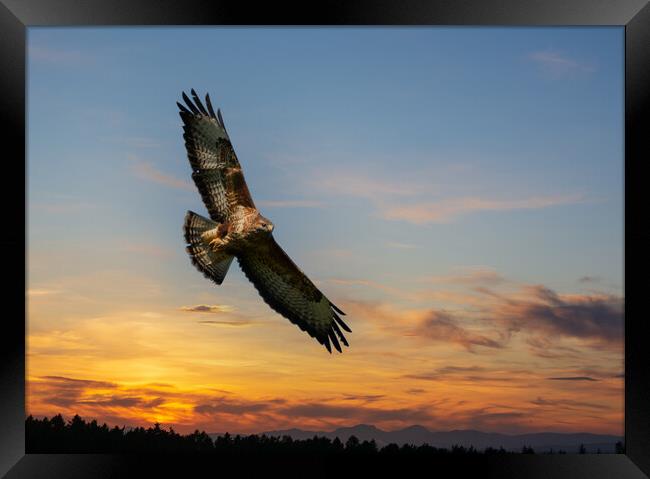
[{"x1": 183, "y1": 210, "x2": 234, "y2": 285}]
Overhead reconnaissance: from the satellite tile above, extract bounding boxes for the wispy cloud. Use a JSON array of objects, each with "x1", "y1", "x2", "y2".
[
  {"x1": 128, "y1": 155, "x2": 192, "y2": 191},
  {"x1": 311, "y1": 249, "x2": 355, "y2": 261},
  {"x1": 406, "y1": 388, "x2": 426, "y2": 395},
  {"x1": 532, "y1": 396, "x2": 609, "y2": 410},
  {"x1": 342, "y1": 272, "x2": 623, "y2": 358},
  {"x1": 529, "y1": 50, "x2": 596, "y2": 77},
  {"x1": 126, "y1": 137, "x2": 162, "y2": 148},
  {"x1": 179, "y1": 304, "x2": 236, "y2": 314},
  {"x1": 403, "y1": 368, "x2": 541, "y2": 391},
  {"x1": 578, "y1": 276, "x2": 601, "y2": 284},
  {"x1": 340, "y1": 394, "x2": 386, "y2": 402},
  {"x1": 195, "y1": 397, "x2": 275, "y2": 415},
  {"x1": 380, "y1": 194, "x2": 584, "y2": 224},
  {"x1": 327, "y1": 279, "x2": 414, "y2": 301},
  {"x1": 28, "y1": 45, "x2": 91, "y2": 65},
  {"x1": 32, "y1": 200, "x2": 96, "y2": 214},
  {"x1": 546, "y1": 376, "x2": 598, "y2": 382},
  {"x1": 483, "y1": 285, "x2": 624, "y2": 350},
  {"x1": 104, "y1": 137, "x2": 162, "y2": 149},
  {"x1": 314, "y1": 172, "x2": 419, "y2": 200},
  {"x1": 419, "y1": 267, "x2": 505, "y2": 286},
  {"x1": 306, "y1": 169, "x2": 585, "y2": 225},
  {"x1": 197, "y1": 320, "x2": 254, "y2": 327},
  {"x1": 386, "y1": 242, "x2": 418, "y2": 250},
  {"x1": 119, "y1": 241, "x2": 172, "y2": 259},
  {"x1": 404, "y1": 365, "x2": 489, "y2": 382},
  {"x1": 27, "y1": 288, "x2": 62, "y2": 297},
  {"x1": 275, "y1": 402, "x2": 435, "y2": 424},
  {"x1": 258, "y1": 200, "x2": 326, "y2": 208},
  {"x1": 412, "y1": 310, "x2": 505, "y2": 352}
]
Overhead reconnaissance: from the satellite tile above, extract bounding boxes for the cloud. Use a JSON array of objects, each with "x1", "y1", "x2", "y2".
[
  {"x1": 529, "y1": 50, "x2": 596, "y2": 77},
  {"x1": 340, "y1": 394, "x2": 386, "y2": 402},
  {"x1": 413, "y1": 310, "x2": 505, "y2": 352},
  {"x1": 29, "y1": 376, "x2": 214, "y2": 429},
  {"x1": 79, "y1": 396, "x2": 166, "y2": 409},
  {"x1": 32, "y1": 200, "x2": 96, "y2": 214},
  {"x1": 484, "y1": 285, "x2": 624, "y2": 348},
  {"x1": 578, "y1": 276, "x2": 601, "y2": 284},
  {"x1": 40, "y1": 376, "x2": 116, "y2": 389},
  {"x1": 30, "y1": 376, "x2": 119, "y2": 409},
  {"x1": 406, "y1": 388, "x2": 426, "y2": 395},
  {"x1": 28, "y1": 45, "x2": 90, "y2": 65},
  {"x1": 380, "y1": 194, "x2": 584, "y2": 224},
  {"x1": 571, "y1": 368, "x2": 624, "y2": 380},
  {"x1": 128, "y1": 155, "x2": 192, "y2": 191},
  {"x1": 386, "y1": 242, "x2": 418, "y2": 249},
  {"x1": 312, "y1": 249, "x2": 354, "y2": 260},
  {"x1": 121, "y1": 137, "x2": 161, "y2": 148},
  {"x1": 100, "y1": 136, "x2": 163, "y2": 149},
  {"x1": 179, "y1": 304, "x2": 254, "y2": 327},
  {"x1": 197, "y1": 320, "x2": 253, "y2": 327},
  {"x1": 27, "y1": 288, "x2": 62, "y2": 297},
  {"x1": 120, "y1": 241, "x2": 171, "y2": 259},
  {"x1": 313, "y1": 172, "x2": 420, "y2": 200},
  {"x1": 306, "y1": 168, "x2": 585, "y2": 225},
  {"x1": 333, "y1": 273, "x2": 623, "y2": 357},
  {"x1": 420, "y1": 267, "x2": 505, "y2": 286},
  {"x1": 179, "y1": 304, "x2": 235, "y2": 314},
  {"x1": 435, "y1": 366, "x2": 487, "y2": 375},
  {"x1": 258, "y1": 200, "x2": 325, "y2": 208},
  {"x1": 327, "y1": 279, "x2": 414, "y2": 301},
  {"x1": 531, "y1": 397, "x2": 610, "y2": 411},
  {"x1": 32, "y1": 375, "x2": 428, "y2": 432},
  {"x1": 403, "y1": 366, "x2": 534, "y2": 385},
  {"x1": 440, "y1": 284, "x2": 625, "y2": 355},
  {"x1": 195, "y1": 398, "x2": 272, "y2": 415},
  {"x1": 546, "y1": 376, "x2": 598, "y2": 382},
  {"x1": 277, "y1": 402, "x2": 434, "y2": 424},
  {"x1": 27, "y1": 373, "x2": 621, "y2": 436}
]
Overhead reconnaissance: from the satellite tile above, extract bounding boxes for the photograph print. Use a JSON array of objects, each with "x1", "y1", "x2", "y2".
[{"x1": 26, "y1": 26, "x2": 624, "y2": 455}]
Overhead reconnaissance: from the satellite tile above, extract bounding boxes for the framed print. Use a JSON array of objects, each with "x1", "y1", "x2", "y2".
[{"x1": 1, "y1": 1, "x2": 649, "y2": 477}]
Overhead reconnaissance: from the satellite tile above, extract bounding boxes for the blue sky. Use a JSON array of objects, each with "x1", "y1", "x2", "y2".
[
  {"x1": 27, "y1": 27, "x2": 623, "y2": 294},
  {"x1": 26, "y1": 27, "x2": 624, "y2": 434}
]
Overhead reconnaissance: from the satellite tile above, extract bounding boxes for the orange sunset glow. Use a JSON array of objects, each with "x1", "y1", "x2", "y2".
[{"x1": 27, "y1": 269, "x2": 624, "y2": 435}]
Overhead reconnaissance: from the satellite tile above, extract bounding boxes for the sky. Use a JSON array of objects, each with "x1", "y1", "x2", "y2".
[{"x1": 27, "y1": 27, "x2": 624, "y2": 436}]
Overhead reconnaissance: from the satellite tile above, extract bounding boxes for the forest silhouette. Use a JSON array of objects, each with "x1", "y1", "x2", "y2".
[{"x1": 25, "y1": 414, "x2": 625, "y2": 455}]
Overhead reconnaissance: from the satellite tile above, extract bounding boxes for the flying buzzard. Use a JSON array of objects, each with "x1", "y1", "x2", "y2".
[{"x1": 178, "y1": 89, "x2": 351, "y2": 353}]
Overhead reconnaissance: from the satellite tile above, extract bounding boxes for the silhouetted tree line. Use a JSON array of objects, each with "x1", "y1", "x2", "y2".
[{"x1": 26, "y1": 414, "x2": 622, "y2": 455}]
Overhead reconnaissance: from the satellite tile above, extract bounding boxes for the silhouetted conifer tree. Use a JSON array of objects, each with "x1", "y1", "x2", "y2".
[{"x1": 345, "y1": 435, "x2": 360, "y2": 451}]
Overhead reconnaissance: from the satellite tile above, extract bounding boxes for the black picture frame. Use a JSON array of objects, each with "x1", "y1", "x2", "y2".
[{"x1": 2, "y1": 1, "x2": 648, "y2": 477}]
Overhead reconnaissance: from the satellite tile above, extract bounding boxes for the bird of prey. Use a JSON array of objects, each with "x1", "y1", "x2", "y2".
[{"x1": 178, "y1": 89, "x2": 351, "y2": 353}]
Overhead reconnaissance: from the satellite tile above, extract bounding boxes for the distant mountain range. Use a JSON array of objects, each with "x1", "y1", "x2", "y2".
[{"x1": 211, "y1": 424, "x2": 622, "y2": 453}]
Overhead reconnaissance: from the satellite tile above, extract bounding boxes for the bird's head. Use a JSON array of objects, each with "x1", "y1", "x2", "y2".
[{"x1": 255, "y1": 215, "x2": 274, "y2": 234}]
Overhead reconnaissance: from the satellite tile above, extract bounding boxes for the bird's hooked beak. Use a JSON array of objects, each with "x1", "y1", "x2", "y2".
[{"x1": 258, "y1": 220, "x2": 274, "y2": 233}]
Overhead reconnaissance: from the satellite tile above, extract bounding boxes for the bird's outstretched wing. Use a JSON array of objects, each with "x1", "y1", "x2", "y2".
[
  {"x1": 177, "y1": 89, "x2": 255, "y2": 223},
  {"x1": 237, "y1": 235, "x2": 351, "y2": 353}
]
